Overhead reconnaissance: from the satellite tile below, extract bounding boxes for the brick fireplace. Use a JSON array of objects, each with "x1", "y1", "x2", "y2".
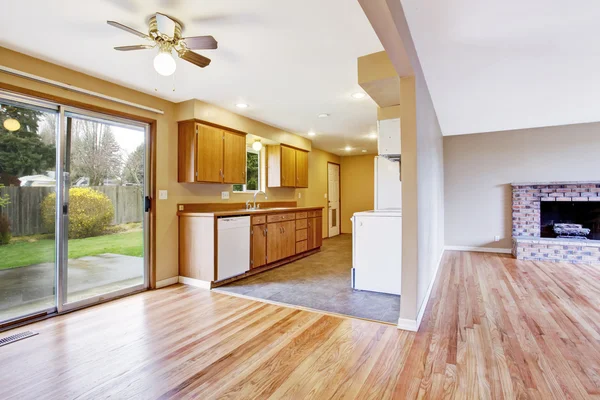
[{"x1": 512, "y1": 181, "x2": 600, "y2": 263}]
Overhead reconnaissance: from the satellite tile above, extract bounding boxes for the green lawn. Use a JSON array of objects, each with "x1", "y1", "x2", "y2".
[{"x1": 0, "y1": 231, "x2": 143, "y2": 270}]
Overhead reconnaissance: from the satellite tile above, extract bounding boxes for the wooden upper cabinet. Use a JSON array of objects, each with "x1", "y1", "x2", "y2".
[
  {"x1": 177, "y1": 121, "x2": 247, "y2": 184},
  {"x1": 223, "y1": 131, "x2": 246, "y2": 184},
  {"x1": 267, "y1": 144, "x2": 309, "y2": 188},
  {"x1": 197, "y1": 124, "x2": 224, "y2": 183},
  {"x1": 295, "y1": 150, "x2": 308, "y2": 188}
]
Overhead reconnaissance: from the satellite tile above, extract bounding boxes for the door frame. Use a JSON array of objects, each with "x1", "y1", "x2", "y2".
[
  {"x1": 326, "y1": 161, "x2": 341, "y2": 238},
  {"x1": 0, "y1": 83, "x2": 157, "y2": 329}
]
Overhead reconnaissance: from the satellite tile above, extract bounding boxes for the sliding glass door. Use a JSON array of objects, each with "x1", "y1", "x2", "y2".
[
  {"x1": 0, "y1": 91, "x2": 150, "y2": 326},
  {"x1": 0, "y1": 95, "x2": 59, "y2": 323}
]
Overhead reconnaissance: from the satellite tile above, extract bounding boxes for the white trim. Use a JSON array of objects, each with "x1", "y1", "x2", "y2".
[
  {"x1": 0, "y1": 65, "x2": 164, "y2": 114},
  {"x1": 397, "y1": 249, "x2": 445, "y2": 332},
  {"x1": 444, "y1": 245, "x2": 512, "y2": 254},
  {"x1": 178, "y1": 276, "x2": 212, "y2": 290},
  {"x1": 156, "y1": 276, "x2": 179, "y2": 289}
]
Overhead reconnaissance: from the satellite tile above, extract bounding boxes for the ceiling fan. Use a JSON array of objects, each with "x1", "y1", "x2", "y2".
[{"x1": 107, "y1": 12, "x2": 217, "y2": 76}]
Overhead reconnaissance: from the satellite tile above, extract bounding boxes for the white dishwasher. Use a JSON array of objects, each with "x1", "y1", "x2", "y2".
[{"x1": 217, "y1": 216, "x2": 251, "y2": 280}]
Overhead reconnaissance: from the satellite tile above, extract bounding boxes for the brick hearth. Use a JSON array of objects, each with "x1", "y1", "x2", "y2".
[{"x1": 511, "y1": 181, "x2": 600, "y2": 263}]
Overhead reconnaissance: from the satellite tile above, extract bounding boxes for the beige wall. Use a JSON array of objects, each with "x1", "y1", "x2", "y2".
[
  {"x1": 0, "y1": 47, "x2": 339, "y2": 284},
  {"x1": 444, "y1": 123, "x2": 600, "y2": 249},
  {"x1": 360, "y1": 0, "x2": 445, "y2": 323},
  {"x1": 340, "y1": 155, "x2": 375, "y2": 233}
]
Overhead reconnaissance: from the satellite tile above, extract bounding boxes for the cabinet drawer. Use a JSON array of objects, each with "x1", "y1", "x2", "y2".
[
  {"x1": 295, "y1": 212, "x2": 307, "y2": 220},
  {"x1": 307, "y1": 210, "x2": 322, "y2": 217},
  {"x1": 296, "y1": 240, "x2": 307, "y2": 254},
  {"x1": 296, "y1": 219, "x2": 307, "y2": 229},
  {"x1": 267, "y1": 213, "x2": 295, "y2": 223},
  {"x1": 252, "y1": 215, "x2": 266, "y2": 225},
  {"x1": 296, "y1": 228, "x2": 307, "y2": 242}
]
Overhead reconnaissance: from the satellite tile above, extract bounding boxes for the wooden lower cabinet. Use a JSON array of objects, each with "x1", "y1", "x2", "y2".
[
  {"x1": 266, "y1": 220, "x2": 296, "y2": 263},
  {"x1": 307, "y1": 217, "x2": 322, "y2": 251},
  {"x1": 251, "y1": 224, "x2": 267, "y2": 269}
]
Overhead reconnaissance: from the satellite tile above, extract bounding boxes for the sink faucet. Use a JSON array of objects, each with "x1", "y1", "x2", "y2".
[
  {"x1": 253, "y1": 191, "x2": 267, "y2": 209},
  {"x1": 245, "y1": 199, "x2": 252, "y2": 210}
]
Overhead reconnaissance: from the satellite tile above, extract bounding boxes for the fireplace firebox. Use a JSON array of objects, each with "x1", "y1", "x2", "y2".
[{"x1": 541, "y1": 201, "x2": 600, "y2": 240}]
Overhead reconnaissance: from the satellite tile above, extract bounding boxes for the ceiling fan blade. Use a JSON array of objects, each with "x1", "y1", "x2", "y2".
[
  {"x1": 107, "y1": 21, "x2": 150, "y2": 39},
  {"x1": 114, "y1": 45, "x2": 154, "y2": 51},
  {"x1": 155, "y1": 12, "x2": 177, "y2": 38},
  {"x1": 183, "y1": 35, "x2": 218, "y2": 50},
  {"x1": 180, "y1": 51, "x2": 211, "y2": 68}
]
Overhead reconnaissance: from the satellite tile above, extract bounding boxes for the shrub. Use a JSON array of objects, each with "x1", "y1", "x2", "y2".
[
  {"x1": 41, "y1": 188, "x2": 114, "y2": 239},
  {"x1": 0, "y1": 214, "x2": 10, "y2": 245}
]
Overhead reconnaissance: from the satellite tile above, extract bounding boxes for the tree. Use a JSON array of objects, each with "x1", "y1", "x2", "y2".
[
  {"x1": 122, "y1": 143, "x2": 144, "y2": 185},
  {"x1": 0, "y1": 104, "x2": 56, "y2": 178},
  {"x1": 70, "y1": 120, "x2": 122, "y2": 186}
]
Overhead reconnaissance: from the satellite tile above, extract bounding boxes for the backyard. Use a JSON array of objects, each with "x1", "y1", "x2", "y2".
[{"x1": 0, "y1": 224, "x2": 143, "y2": 270}]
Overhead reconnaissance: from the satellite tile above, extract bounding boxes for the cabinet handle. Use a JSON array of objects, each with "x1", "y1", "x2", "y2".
[
  {"x1": 219, "y1": 169, "x2": 224, "y2": 179},
  {"x1": 282, "y1": 227, "x2": 285, "y2": 234},
  {"x1": 263, "y1": 228, "x2": 267, "y2": 236}
]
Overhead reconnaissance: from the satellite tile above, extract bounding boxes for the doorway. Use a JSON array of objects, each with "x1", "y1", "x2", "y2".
[
  {"x1": 0, "y1": 91, "x2": 150, "y2": 326},
  {"x1": 327, "y1": 162, "x2": 340, "y2": 237}
]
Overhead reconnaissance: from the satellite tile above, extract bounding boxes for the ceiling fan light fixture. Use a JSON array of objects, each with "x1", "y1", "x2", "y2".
[
  {"x1": 3, "y1": 118, "x2": 20, "y2": 132},
  {"x1": 252, "y1": 140, "x2": 263, "y2": 151},
  {"x1": 154, "y1": 48, "x2": 177, "y2": 76}
]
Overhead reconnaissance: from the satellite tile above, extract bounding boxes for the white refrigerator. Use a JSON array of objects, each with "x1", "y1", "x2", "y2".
[
  {"x1": 352, "y1": 210, "x2": 402, "y2": 295},
  {"x1": 374, "y1": 156, "x2": 401, "y2": 210}
]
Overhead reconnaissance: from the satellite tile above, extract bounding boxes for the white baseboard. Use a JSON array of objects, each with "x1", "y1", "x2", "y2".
[
  {"x1": 156, "y1": 276, "x2": 179, "y2": 289},
  {"x1": 444, "y1": 245, "x2": 512, "y2": 254},
  {"x1": 397, "y1": 249, "x2": 445, "y2": 332},
  {"x1": 178, "y1": 276, "x2": 212, "y2": 290}
]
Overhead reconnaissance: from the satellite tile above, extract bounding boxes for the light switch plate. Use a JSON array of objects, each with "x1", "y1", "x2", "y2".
[
  {"x1": 159, "y1": 190, "x2": 168, "y2": 200},
  {"x1": 324, "y1": 193, "x2": 327, "y2": 199},
  {"x1": 298, "y1": 192, "x2": 302, "y2": 199},
  {"x1": 221, "y1": 191, "x2": 230, "y2": 200}
]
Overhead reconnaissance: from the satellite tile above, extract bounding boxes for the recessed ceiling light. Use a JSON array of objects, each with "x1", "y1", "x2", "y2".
[
  {"x1": 236, "y1": 103, "x2": 249, "y2": 109},
  {"x1": 368, "y1": 132, "x2": 377, "y2": 139},
  {"x1": 362, "y1": 150, "x2": 367, "y2": 153},
  {"x1": 318, "y1": 113, "x2": 330, "y2": 118},
  {"x1": 345, "y1": 146, "x2": 352, "y2": 151},
  {"x1": 351, "y1": 92, "x2": 366, "y2": 99},
  {"x1": 308, "y1": 131, "x2": 316, "y2": 137}
]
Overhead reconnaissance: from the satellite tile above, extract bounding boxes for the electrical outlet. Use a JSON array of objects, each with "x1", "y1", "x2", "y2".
[
  {"x1": 494, "y1": 235, "x2": 500, "y2": 242},
  {"x1": 178, "y1": 205, "x2": 184, "y2": 211},
  {"x1": 159, "y1": 190, "x2": 168, "y2": 200},
  {"x1": 298, "y1": 192, "x2": 302, "y2": 199},
  {"x1": 221, "y1": 191, "x2": 230, "y2": 200},
  {"x1": 324, "y1": 193, "x2": 327, "y2": 199}
]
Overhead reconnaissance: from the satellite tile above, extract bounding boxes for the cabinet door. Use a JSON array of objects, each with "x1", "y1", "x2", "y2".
[
  {"x1": 280, "y1": 220, "x2": 296, "y2": 259},
  {"x1": 295, "y1": 150, "x2": 308, "y2": 188},
  {"x1": 307, "y1": 217, "x2": 322, "y2": 250},
  {"x1": 223, "y1": 131, "x2": 246, "y2": 184},
  {"x1": 266, "y1": 222, "x2": 281, "y2": 263},
  {"x1": 280, "y1": 146, "x2": 296, "y2": 187},
  {"x1": 196, "y1": 124, "x2": 223, "y2": 183},
  {"x1": 251, "y1": 224, "x2": 267, "y2": 269}
]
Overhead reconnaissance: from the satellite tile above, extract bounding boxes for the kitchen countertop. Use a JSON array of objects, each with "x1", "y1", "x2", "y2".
[{"x1": 177, "y1": 205, "x2": 323, "y2": 217}]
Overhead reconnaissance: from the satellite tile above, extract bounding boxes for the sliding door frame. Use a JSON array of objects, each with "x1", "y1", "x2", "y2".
[{"x1": 0, "y1": 83, "x2": 158, "y2": 329}]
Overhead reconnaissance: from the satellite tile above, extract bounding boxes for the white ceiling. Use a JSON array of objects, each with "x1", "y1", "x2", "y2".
[
  {"x1": 402, "y1": 0, "x2": 600, "y2": 136},
  {"x1": 0, "y1": 0, "x2": 384, "y2": 155}
]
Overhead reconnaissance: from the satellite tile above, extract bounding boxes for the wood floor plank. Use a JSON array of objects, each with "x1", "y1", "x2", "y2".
[{"x1": 1, "y1": 250, "x2": 600, "y2": 399}]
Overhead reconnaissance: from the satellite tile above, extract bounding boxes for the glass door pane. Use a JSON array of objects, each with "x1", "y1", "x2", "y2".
[
  {"x1": 0, "y1": 99, "x2": 58, "y2": 323},
  {"x1": 62, "y1": 112, "x2": 147, "y2": 305}
]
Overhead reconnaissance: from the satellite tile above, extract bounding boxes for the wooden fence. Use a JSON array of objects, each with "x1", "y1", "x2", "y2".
[{"x1": 0, "y1": 186, "x2": 144, "y2": 237}]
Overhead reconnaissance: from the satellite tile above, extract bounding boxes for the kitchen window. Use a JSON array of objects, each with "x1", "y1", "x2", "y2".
[{"x1": 233, "y1": 149, "x2": 260, "y2": 192}]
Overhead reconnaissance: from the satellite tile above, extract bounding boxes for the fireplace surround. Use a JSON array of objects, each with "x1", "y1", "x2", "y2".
[{"x1": 512, "y1": 181, "x2": 600, "y2": 263}]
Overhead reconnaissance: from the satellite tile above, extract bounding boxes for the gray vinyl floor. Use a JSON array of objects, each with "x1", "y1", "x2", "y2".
[{"x1": 214, "y1": 234, "x2": 401, "y2": 324}]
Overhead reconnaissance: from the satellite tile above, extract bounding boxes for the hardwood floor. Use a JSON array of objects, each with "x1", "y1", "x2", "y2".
[{"x1": 1, "y1": 251, "x2": 600, "y2": 399}]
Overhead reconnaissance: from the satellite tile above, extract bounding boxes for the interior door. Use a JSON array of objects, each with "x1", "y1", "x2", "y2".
[
  {"x1": 61, "y1": 111, "x2": 148, "y2": 309},
  {"x1": 251, "y1": 224, "x2": 266, "y2": 269},
  {"x1": 196, "y1": 124, "x2": 223, "y2": 183},
  {"x1": 223, "y1": 131, "x2": 246, "y2": 184},
  {"x1": 281, "y1": 146, "x2": 296, "y2": 187},
  {"x1": 328, "y1": 163, "x2": 340, "y2": 237},
  {"x1": 295, "y1": 150, "x2": 308, "y2": 188}
]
